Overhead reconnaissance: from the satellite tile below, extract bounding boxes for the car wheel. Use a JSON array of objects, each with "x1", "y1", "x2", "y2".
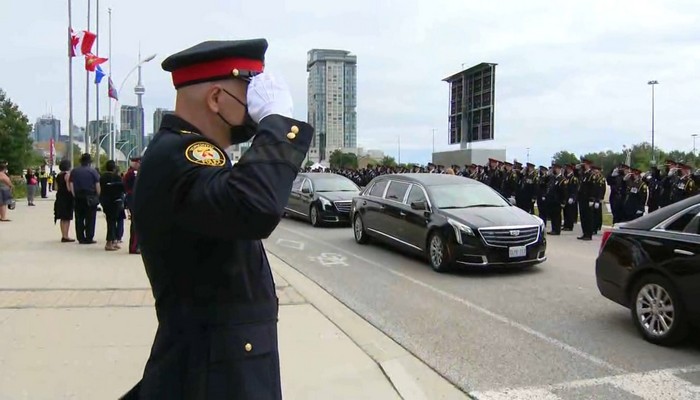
[
  {"x1": 353, "y1": 213, "x2": 369, "y2": 244},
  {"x1": 310, "y1": 205, "x2": 322, "y2": 227},
  {"x1": 630, "y1": 274, "x2": 689, "y2": 346},
  {"x1": 428, "y1": 232, "x2": 451, "y2": 273}
]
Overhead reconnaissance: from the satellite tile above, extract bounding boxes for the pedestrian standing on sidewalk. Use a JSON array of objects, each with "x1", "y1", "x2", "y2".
[
  {"x1": 53, "y1": 159, "x2": 75, "y2": 242},
  {"x1": 25, "y1": 168, "x2": 38, "y2": 206},
  {"x1": 121, "y1": 39, "x2": 313, "y2": 400},
  {"x1": 39, "y1": 164, "x2": 49, "y2": 198},
  {"x1": 69, "y1": 153, "x2": 100, "y2": 244},
  {"x1": 122, "y1": 157, "x2": 141, "y2": 254},
  {"x1": 100, "y1": 160, "x2": 125, "y2": 251},
  {"x1": 0, "y1": 161, "x2": 14, "y2": 222}
]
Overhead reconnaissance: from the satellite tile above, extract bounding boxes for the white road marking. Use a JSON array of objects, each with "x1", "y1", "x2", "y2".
[
  {"x1": 471, "y1": 364, "x2": 700, "y2": 400},
  {"x1": 472, "y1": 388, "x2": 560, "y2": 400},
  {"x1": 275, "y1": 238, "x2": 305, "y2": 251},
  {"x1": 277, "y1": 226, "x2": 627, "y2": 374},
  {"x1": 308, "y1": 252, "x2": 349, "y2": 267}
]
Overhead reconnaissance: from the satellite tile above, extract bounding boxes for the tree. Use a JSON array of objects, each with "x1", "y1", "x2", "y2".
[
  {"x1": 0, "y1": 88, "x2": 34, "y2": 174},
  {"x1": 380, "y1": 155, "x2": 397, "y2": 167},
  {"x1": 328, "y1": 150, "x2": 358, "y2": 169},
  {"x1": 305, "y1": 159, "x2": 314, "y2": 168},
  {"x1": 551, "y1": 150, "x2": 579, "y2": 167}
]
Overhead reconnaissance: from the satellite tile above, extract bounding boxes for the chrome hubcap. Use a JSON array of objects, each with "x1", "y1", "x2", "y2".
[
  {"x1": 636, "y1": 283, "x2": 674, "y2": 337},
  {"x1": 354, "y1": 216, "x2": 363, "y2": 240},
  {"x1": 430, "y1": 236, "x2": 443, "y2": 267}
]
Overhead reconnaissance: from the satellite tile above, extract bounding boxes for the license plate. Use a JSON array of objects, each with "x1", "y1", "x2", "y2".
[{"x1": 509, "y1": 246, "x2": 527, "y2": 258}]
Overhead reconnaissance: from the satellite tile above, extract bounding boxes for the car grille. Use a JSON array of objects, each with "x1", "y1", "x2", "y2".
[
  {"x1": 334, "y1": 201, "x2": 352, "y2": 214},
  {"x1": 479, "y1": 226, "x2": 540, "y2": 247}
]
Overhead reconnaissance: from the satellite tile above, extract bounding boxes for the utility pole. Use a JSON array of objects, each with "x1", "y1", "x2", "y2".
[
  {"x1": 692, "y1": 133, "x2": 698, "y2": 156},
  {"x1": 648, "y1": 80, "x2": 659, "y2": 165}
]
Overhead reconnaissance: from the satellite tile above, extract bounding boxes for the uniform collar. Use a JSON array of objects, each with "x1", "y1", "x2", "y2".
[{"x1": 160, "y1": 114, "x2": 203, "y2": 136}]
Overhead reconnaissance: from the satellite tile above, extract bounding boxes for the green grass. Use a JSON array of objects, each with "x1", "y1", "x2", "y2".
[{"x1": 8, "y1": 177, "x2": 27, "y2": 199}]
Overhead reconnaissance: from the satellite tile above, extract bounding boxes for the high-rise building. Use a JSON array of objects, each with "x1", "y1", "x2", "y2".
[
  {"x1": 120, "y1": 105, "x2": 142, "y2": 157},
  {"x1": 307, "y1": 49, "x2": 357, "y2": 163},
  {"x1": 33, "y1": 115, "x2": 61, "y2": 143},
  {"x1": 87, "y1": 117, "x2": 115, "y2": 153},
  {"x1": 153, "y1": 108, "x2": 174, "y2": 134}
]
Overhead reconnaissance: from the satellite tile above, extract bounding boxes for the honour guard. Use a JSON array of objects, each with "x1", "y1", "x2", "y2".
[
  {"x1": 592, "y1": 166, "x2": 606, "y2": 233},
  {"x1": 577, "y1": 160, "x2": 595, "y2": 240},
  {"x1": 536, "y1": 166, "x2": 549, "y2": 226},
  {"x1": 122, "y1": 39, "x2": 313, "y2": 400},
  {"x1": 562, "y1": 164, "x2": 579, "y2": 231},
  {"x1": 622, "y1": 168, "x2": 647, "y2": 221},
  {"x1": 545, "y1": 164, "x2": 565, "y2": 235}
]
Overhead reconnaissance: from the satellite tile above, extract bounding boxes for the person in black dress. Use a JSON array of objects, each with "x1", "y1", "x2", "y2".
[
  {"x1": 99, "y1": 160, "x2": 125, "y2": 251},
  {"x1": 53, "y1": 159, "x2": 75, "y2": 242}
]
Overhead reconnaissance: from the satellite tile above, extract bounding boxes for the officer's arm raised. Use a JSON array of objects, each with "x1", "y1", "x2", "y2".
[{"x1": 172, "y1": 116, "x2": 313, "y2": 240}]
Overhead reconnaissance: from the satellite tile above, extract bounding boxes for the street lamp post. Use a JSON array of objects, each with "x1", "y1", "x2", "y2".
[
  {"x1": 648, "y1": 80, "x2": 659, "y2": 165},
  {"x1": 692, "y1": 133, "x2": 698, "y2": 156},
  {"x1": 107, "y1": 53, "x2": 157, "y2": 161}
]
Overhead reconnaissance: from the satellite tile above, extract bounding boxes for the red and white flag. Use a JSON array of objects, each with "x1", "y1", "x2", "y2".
[{"x1": 69, "y1": 28, "x2": 96, "y2": 57}]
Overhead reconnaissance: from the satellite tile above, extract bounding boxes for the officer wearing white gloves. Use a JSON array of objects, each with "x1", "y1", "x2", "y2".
[{"x1": 123, "y1": 39, "x2": 313, "y2": 400}]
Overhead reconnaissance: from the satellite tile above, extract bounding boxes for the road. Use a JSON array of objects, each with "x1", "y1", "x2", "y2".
[{"x1": 264, "y1": 217, "x2": 700, "y2": 399}]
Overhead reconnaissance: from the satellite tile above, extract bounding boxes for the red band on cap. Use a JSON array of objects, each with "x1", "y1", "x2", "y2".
[{"x1": 171, "y1": 57, "x2": 264, "y2": 87}]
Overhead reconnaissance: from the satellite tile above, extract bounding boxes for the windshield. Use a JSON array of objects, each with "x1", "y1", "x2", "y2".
[
  {"x1": 313, "y1": 177, "x2": 359, "y2": 192},
  {"x1": 430, "y1": 184, "x2": 509, "y2": 209}
]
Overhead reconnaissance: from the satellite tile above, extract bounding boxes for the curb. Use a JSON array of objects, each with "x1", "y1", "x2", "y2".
[{"x1": 267, "y1": 252, "x2": 470, "y2": 400}]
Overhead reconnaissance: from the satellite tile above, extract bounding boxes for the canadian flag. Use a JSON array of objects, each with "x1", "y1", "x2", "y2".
[{"x1": 69, "y1": 28, "x2": 96, "y2": 57}]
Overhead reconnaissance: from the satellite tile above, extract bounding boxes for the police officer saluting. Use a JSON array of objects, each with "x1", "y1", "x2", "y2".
[{"x1": 122, "y1": 39, "x2": 313, "y2": 399}]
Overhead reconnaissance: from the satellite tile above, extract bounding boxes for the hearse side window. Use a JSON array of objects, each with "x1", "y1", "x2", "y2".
[
  {"x1": 406, "y1": 185, "x2": 427, "y2": 205},
  {"x1": 385, "y1": 181, "x2": 410, "y2": 202},
  {"x1": 292, "y1": 177, "x2": 304, "y2": 191},
  {"x1": 369, "y1": 180, "x2": 388, "y2": 197},
  {"x1": 665, "y1": 207, "x2": 700, "y2": 233},
  {"x1": 301, "y1": 179, "x2": 312, "y2": 193}
]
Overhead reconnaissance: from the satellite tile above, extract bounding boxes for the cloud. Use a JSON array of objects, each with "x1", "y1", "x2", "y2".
[{"x1": 1, "y1": 0, "x2": 699, "y2": 168}]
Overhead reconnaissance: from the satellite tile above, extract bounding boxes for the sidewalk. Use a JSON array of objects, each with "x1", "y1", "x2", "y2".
[{"x1": 0, "y1": 195, "x2": 410, "y2": 399}]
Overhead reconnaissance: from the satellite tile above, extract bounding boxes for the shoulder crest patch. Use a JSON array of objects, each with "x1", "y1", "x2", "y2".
[{"x1": 184, "y1": 142, "x2": 226, "y2": 167}]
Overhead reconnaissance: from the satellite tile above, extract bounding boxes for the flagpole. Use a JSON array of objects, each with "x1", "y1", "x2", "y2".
[
  {"x1": 68, "y1": 0, "x2": 74, "y2": 165},
  {"x1": 108, "y1": 7, "x2": 112, "y2": 160},
  {"x1": 95, "y1": 0, "x2": 101, "y2": 168},
  {"x1": 85, "y1": 0, "x2": 91, "y2": 150}
]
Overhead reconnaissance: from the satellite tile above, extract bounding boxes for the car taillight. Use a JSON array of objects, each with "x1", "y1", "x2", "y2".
[{"x1": 599, "y1": 230, "x2": 612, "y2": 256}]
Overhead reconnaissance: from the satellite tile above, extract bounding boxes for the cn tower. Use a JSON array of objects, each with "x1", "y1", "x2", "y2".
[{"x1": 134, "y1": 49, "x2": 146, "y2": 154}]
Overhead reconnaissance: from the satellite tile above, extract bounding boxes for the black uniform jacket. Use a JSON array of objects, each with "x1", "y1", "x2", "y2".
[{"x1": 124, "y1": 113, "x2": 312, "y2": 400}]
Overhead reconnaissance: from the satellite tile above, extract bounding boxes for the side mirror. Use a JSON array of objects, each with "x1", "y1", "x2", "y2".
[
  {"x1": 301, "y1": 187, "x2": 311, "y2": 194},
  {"x1": 410, "y1": 201, "x2": 427, "y2": 211}
]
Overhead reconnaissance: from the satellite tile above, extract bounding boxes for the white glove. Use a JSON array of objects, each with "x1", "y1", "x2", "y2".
[
  {"x1": 636, "y1": 210, "x2": 643, "y2": 215},
  {"x1": 588, "y1": 202, "x2": 594, "y2": 207},
  {"x1": 247, "y1": 72, "x2": 293, "y2": 123},
  {"x1": 567, "y1": 198, "x2": 574, "y2": 205},
  {"x1": 594, "y1": 203, "x2": 600, "y2": 209}
]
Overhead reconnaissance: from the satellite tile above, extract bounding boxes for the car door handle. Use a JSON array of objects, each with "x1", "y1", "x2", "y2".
[
  {"x1": 379, "y1": 205, "x2": 386, "y2": 210},
  {"x1": 674, "y1": 249, "x2": 695, "y2": 256},
  {"x1": 400, "y1": 211, "x2": 406, "y2": 217}
]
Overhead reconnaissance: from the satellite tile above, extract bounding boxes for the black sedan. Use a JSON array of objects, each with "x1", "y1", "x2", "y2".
[
  {"x1": 285, "y1": 173, "x2": 360, "y2": 227},
  {"x1": 350, "y1": 174, "x2": 547, "y2": 272},
  {"x1": 596, "y1": 194, "x2": 700, "y2": 346}
]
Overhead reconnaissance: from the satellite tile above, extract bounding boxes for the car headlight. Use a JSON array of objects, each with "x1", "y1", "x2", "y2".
[
  {"x1": 533, "y1": 216, "x2": 545, "y2": 232},
  {"x1": 447, "y1": 218, "x2": 474, "y2": 244},
  {"x1": 319, "y1": 197, "x2": 332, "y2": 209}
]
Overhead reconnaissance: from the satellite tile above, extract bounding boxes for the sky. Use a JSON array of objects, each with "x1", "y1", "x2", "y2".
[{"x1": 2, "y1": 0, "x2": 700, "y2": 166}]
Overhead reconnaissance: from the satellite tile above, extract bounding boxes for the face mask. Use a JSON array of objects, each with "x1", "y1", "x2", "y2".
[{"x1": 219, "y1": 88, "x2": 258, "y2": 145}]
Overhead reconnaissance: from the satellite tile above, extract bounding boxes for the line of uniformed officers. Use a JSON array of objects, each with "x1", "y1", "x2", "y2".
[{"x1": 450, "y1": 158, "x2": 698, "y2": 241}]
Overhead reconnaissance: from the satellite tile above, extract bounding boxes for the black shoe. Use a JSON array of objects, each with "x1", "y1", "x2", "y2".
[
  {"x1": 79, "y1": 240, "x2": 97, "y2": 244},
  {"x1": 61, "y1": 238, "x2": 76, "y2": 243},
  {"x1": 562, "y1": 228, "x2": 573, "y2": 231},
  {"x1": 577, "y1": 236, "x2": 592, "y2": 241}
]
